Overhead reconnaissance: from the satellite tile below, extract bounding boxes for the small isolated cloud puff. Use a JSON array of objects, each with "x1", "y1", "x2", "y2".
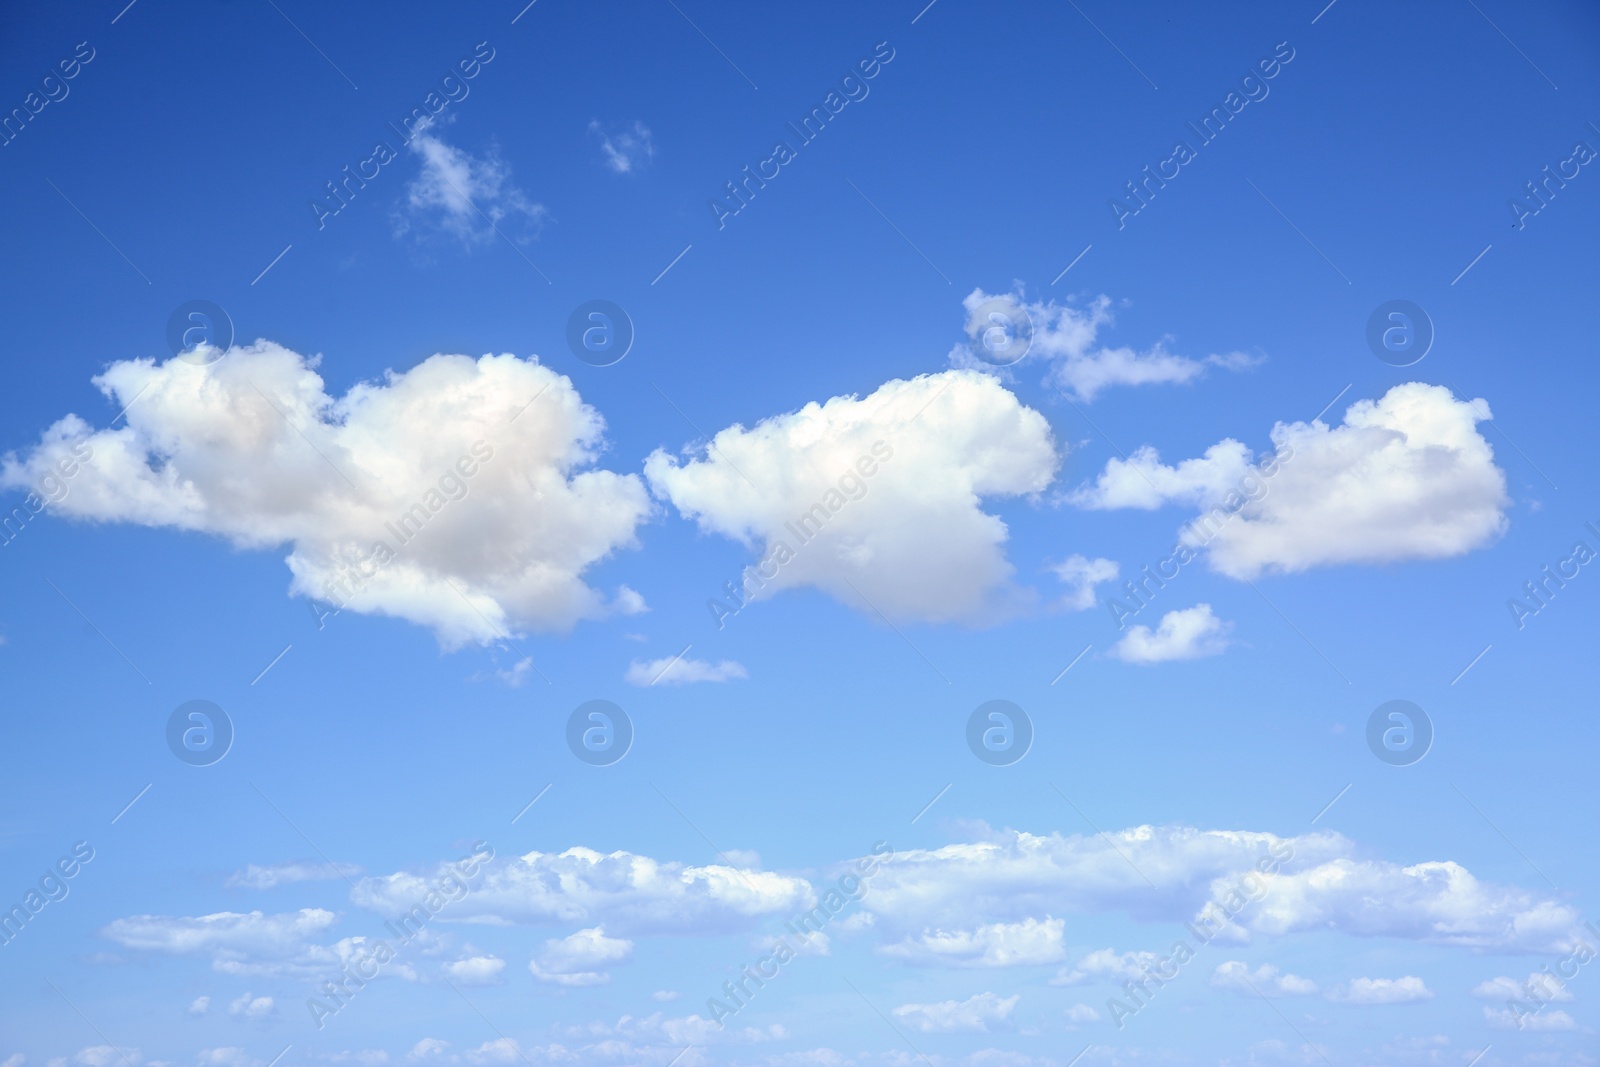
[
  {"x1": 1050, "y1": 948, "x2": 1159, "y2": 986},
  {"x1": 187, "y1": 995, "x2": 210, "y2": 1016},
  {"x1": 1211, "y1": 961, "x2": 1317, "y2": 997},
  {"x1": 407, "y1": 1039, "x2": 449, "y2": 1060},
  {"x1": 1109, "y1": 604, "x2": 1230, "y2": 663},
  {"x1": 891, "y1": 992, "x2": 1019, "y2": 1033},
  {"x1": 396, "y1": 119, "x2": 545, "y2": 247},
  {"x1": 625, "y1": 655, "x2": 747, "y2": 687},
  {"x1": 879, "y1": 917, "x2": 1066, "y2": 968},
  {"x1": 529, "y1": 926, "x2": 633, "y2": 986},
  {"x1": 1071, "y1": 382, "x2": 1509, "y2": 578},
  {"x1": 1050, "y1": 555, "x2": 1118, "y2": 611},
  {"x1": 226, "y1": 860, "x2": 363, "y2": 890},
  {"x1": 0, "y1": 347, "x2": 650, "y2": 648},
  {"x1": 227, "y1": 993, "x2": 274, "y2": 1020},
  {"x1": 1327, "y1": 976, "x2": 1433, "y2": 1004},
  {"x1": 443, "y1": 955, "x2": 506, "y2": 986},
  {"x1": 1064, "y1": 1003, "x2": 1101, "y2": 1024},
  {"x1": 645, "y1": 370, "x2": 1059, "y2": 625},
  {"x1": 950, "y1": 289, "x2": 1256, "y2": 401},
  {"x1": 589, "y1": 120, "x2": 654, "y2": 173}
]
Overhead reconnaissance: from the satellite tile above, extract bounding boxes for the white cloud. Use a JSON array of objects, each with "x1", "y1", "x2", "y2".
[
  {"x1": 652, "y1": 990, "x2": 681, "y2": 1002},
  {"x1": 880, "y1": 917, "x2": 1066, "y2": 968},
  {"x1": 2, "y1": 1055, "x2": 23, "y2": 1067},
  {"x1": 227, "y1": 992, "x2": 274, "y2": 1020},
  {"x1": 1211, "y1": 961, "x2": 1317, "y2": 997},
  {"x1": 891, "y1": 992, "x2": 1019, "y2": 1033},
  {"x1": 396, "y1": 119, "x2": 544, "y2": 247},
  {"x1": 857, "y1": 826, "x2": 1580, "y2": 954},
  {"x1": 463, "y1": 1041, "x2": 525, "y2": 1066},
  {"x1": 1073, "y1": 383, "x2": 1509, "y2": 578},
  {"x1": 529, "y1": 927, "x2": 633, "y2": 985},
  {"x1": 1109, "y1": 603, "x2": 1231, "y2": 663},
  {"x1": 1471, "y1": 972, "x2": 1573, "y2": 1001},
  {"x1": 1, "y1": 348, "x2": 650, "y2": 648},
  {"x1": 100, "y1": 909, "x2": 338, "y2": 974},
  {"x1": 1326, "y1": 976, "x2": 1433, "y2": 1004},
  {"x1": 186, "y1": 996, "x2": 210, "y2": 1016},
  {"x1": 1050, "y1": 555, "x2": 1118, "y2": 611},
  {"x1": 443, "y1": 955, "x2": 506, "y2": 986},
  {"x1": 645, "y1": 369, "x2": 1059, "y2": 624},
  {"x1": 196, "y1": 1053, "x2": 253, "y2": 1067},
  {"x1": 226, "y1": 860, "x2": 362, "y2": 890},
  {"x1": 625, "y1": 655, "x2": 747, "y2": 687},
  {"x1": 1050, "y1": 948, "x2": 1160, "y2": 986},
  {"x1": 1064, "y1": 1003, "x2": 1101, "y2": 1023},
  {"x1": 1483, "y1": 1005, "x2": 1577, "y2": 1030},
  {"x1": 407, "y1": 1040, "x2": 449, "y2": 1061},
  {"x1": 73, "y1": 1050, "x2": 139, "y2": 1067},
  {"x1": 950, "y1": 289, "x2": 1255, "y2": 401},
  {"x1": 589, "y1": 120, "x2": 654, "y2": 174},
  {"x1": 353, "y1": 847, "x2": 811, "y2": 936}
]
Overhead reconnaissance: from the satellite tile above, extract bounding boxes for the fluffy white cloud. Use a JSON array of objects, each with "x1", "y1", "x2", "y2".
[
  {"x1": 195, "y1": 1053, "x2": 252, "y2": 1067},
  {"x1": 1073, "y1": 383, "x2": 1509, "y2": 578},
  {"x1": 186, "y1": 996, "x2": 209, "y2": 1016},
  {"x1": 407, "y1": 1040, "x2": 449, "y2": 1060},
  {"x1": 950, "y1": 289, "x2": 1255, "y2": 401},
  {"x1": 1050, "y1": 555, "x2": 1118, "y2": 611},
  {"x1": 1211, "y1": 961, "x2": 1317, "y2": 997},
  {"x1": 1064, "y1": 1003, "x2": 1101, "y2": 1023},
  {"x1": 352, "y1": 847, "x2": 812, "y2": 936},
  {"x1": 891, "y1": 992, "x2": 1019, "y2": 1033},
  {"x1": 443, "y1": 955, "x2": 506, "y2": 986},
  {"x1": 625, "y1": 655, "x2": 747, "y2": 686},
  {"x1": 880, "y1": 917, "x2": 1066, "y2": 967},
  {"x1": 1471, "y1": 972, "x2": 1573, "y2": 1001},
  {"x1": 1, "y1": 347, "x2": 649, "y2": 647},
  {"x1": 589, "y1": 120, "x2": 654, "y2": 173},
  {"x1": 227, "y1": 992, "x2": 274, "y2": 1020},
  {"x1": 1326, "y1": 976, "x2": 1433, "y2": 1004},
  {"x1": 1109, "y1": 603, "x2": 1231, "y2": 663},
  {"x1": 529, "y1": 927, "x2": 633, "y2": 985},
  {"x1": 73, "y1": 1050, "x2": 138, "y2": 1067},
  {"x1": 645, "y1": 370, "x2": 1059, "y2": 624},
  {"x1": 857, "y1": 826, "x2": 1579, "y2": 954},
  {"x1": 225, "y1": 860, "x2": 362, "y2": 890},
  {"x1": 396, "y1": 119, "x2": 544, "y2": 246}
]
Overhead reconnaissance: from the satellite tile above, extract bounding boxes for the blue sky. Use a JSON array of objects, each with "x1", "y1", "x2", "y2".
[{"x1": 2, "y1": 1, "x2": 1599, "y2": 1066}]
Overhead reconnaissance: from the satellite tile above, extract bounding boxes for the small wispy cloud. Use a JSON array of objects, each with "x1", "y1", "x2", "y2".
[
  {"x1": 396, "y1": 118, "x2": 545, "y2": 247},
  {"x1": 589, "y1": 120, "x2": 654, "y2": 174},
  {"x1": 625, "y1": 655, "x2": 747, "y2": 687}
]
